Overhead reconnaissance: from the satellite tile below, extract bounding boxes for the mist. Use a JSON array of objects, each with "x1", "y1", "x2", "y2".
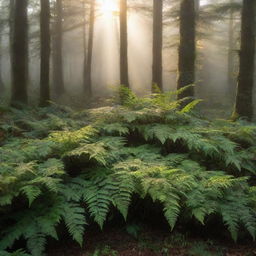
[{"x1": 0, "y1": 0, "x2": 255, "y2": 117}]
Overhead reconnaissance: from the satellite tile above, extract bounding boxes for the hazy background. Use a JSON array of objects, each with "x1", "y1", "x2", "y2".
[{"x1": 0, "y1": 0, "x2": 255, "y2": 116}]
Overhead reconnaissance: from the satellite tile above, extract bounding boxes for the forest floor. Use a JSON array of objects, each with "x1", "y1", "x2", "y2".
[{"x1": 47, "y1": 227, "x2": 256, "y2": 256}]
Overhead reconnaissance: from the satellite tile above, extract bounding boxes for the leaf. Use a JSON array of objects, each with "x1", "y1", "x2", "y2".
[
  {"x1": 180, "y1": 99, "x2": 203, "y2": 113},
  {"x1": 20, "y1": 186, "x2": 41, "y2": 207}
]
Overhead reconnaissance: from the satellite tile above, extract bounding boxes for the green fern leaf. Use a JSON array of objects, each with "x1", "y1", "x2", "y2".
[
  {"x1": 20, "y1": 186, "x2": 41, "y2": 207},
  {"x1": 63, "y1": 204, "x2": 86, "y2": 247},
  {"x1": 180, "y1": 99, "x2": 203, "y2": 113}
]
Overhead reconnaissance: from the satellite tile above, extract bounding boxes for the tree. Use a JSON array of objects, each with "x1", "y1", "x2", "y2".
[
  {"x1": 152, "y1": 0, "x2": 163, "y2": 92},
  {"x1": 11, "y1": 0, "x2": 28, "y2": 105},
  {"x1": 0, "y1": 21, "x2": 4, "y2": 93},
  {"x1": 233, "y1": 0, "x2": 255, "y2": 120},
  {"x1": 39, "y1": 0, "x2": 51, "y2": 106},
  {"x1": 53, "y1": 0, "x2": 65, "y2": 96},
  {"x1": 120, "y1": 0, "x2": 129, "y2": 87},
  {"x1": 227, "y1": 0, "x2": 236, "y2": 99},
  {"x1": 84, "y1": 0, "x2": 95, "y2": 98},
  {"x1": 82, "y1": 0, "x2": 87, "y2": 94},
  {"x1": 9, "y1": 0, "x2": 14, "y2": 64},
  {"x1": 177, "y1": 0, "x2": 196, "y2": 100}
]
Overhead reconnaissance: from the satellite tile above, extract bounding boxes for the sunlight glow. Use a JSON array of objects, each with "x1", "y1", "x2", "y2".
[{"x1": 98, "y1": 0, "x2": 119, "y2": 17}]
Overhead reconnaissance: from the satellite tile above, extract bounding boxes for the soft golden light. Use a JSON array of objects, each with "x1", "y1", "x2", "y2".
[{"x1": 98, "y1": 0, "x2": 119, "y2": 17}]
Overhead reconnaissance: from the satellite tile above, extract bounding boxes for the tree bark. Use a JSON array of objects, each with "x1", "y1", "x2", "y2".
[
  {"x1": 234, "y1": 0, "x2": 255, "y2": 120},
  {"x1": 0, "y1": 24, "x2": 5, "y2": 93},
  {"x1": 120, "y1": 0, "x2": 129, "y2": 88},
  {"x1": 152, "y1": 0, "x2": 163, "y2": 92},
  {"x1": 82, "y1": 1, "x2": 87, "y2": 94},
  {"x1": 84, "y1": 0, "x2": 95, "y2": 98},
  {"x1": 227, "y1": 1, "x2": 235, "y2": 98},
  {"x1": 11, "y1": 0, "x2": 28, "y2": 105},
  {"x1": 52, "y1": 0, "x2": 65, "y2": 96},
  {"x1": 177, "y1": 0, "x2": 196, "y2": 100},
  {"x1": 40, "y1": 0, "x2": 51, "y2": 106},
  {"x1": 9, "y1": 0, "x2": 14, "y2": 70}
]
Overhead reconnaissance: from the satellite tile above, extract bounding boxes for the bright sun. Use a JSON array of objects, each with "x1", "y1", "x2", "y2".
[{"x1": 98, "y1": 0, "x2": 119, "y2": 16}]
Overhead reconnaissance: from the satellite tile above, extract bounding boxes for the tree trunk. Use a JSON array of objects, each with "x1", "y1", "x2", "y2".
[
  {"x1": 227, "y1": 1, "x2": 235, "y2": 98},
  {"x1": 0, "y1": 24, "x2": 5, "y2": 93},
  {"x1": 234, "y1": 0, "x2": 255, "y2": 120},
  {"x1": 177, "y1": 0, "x2": 196, "y2": 100},
  {"x1": 82, "y1": 1, "x2": 87, "y2": 93},
  {"x1": 84, "y1": 0, "x2": 95, "y2": 98},
  {"x1": 40, "y1": 0, "x2": 51, "y2": 106},
  {"x1": 11, "y1": 0, "x2": 28, "y2": 105},
  {"x1": 9, "y1": 0, "x2": 14, "y2": 69},
  {"x1": 152, "y1": 0, "x2": 163, "y2": 92},
  {"x1": 52, "y1": 0, "x2": 65, "y2": 96},
  {"x1": 120, "y1": 0, "x2": 129, "y2": 88}
]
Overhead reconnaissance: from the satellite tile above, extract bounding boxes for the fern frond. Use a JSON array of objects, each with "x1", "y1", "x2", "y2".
[
  {"x1": 220, "y1": 203, "x2": 240, "y2": 241},
  {"x1": 20, "y1": 186, "x2": 41, "y2": 207},
  {"x1": 109, "y1": 171, "x2": 135, "y2": 219},
  {"x1": 102, "y1": 123, "x2": 129, "y2": 136},
  {"x1": 63, "y1": 203, "x2": 86, "y2": 246},
  {"x1": 83, "y1": 177, "x2": 112, "y2": 229},
  {"x1": 26, "y1": 234, "x2": 46, "y2": 256},
  {"x1": 0, "y1": 249, "x2": 31, "y2": 256},
  {"x1": 66, "y1": 142, "x2": 108, "y2": 166},
  {"x1": 180, "y1": 99, "x2": 203, "y2": 113}
]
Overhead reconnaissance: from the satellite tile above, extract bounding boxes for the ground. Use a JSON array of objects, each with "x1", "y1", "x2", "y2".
[{"x1": 47, "y1": 227, "x2": 256, "y2": 256}]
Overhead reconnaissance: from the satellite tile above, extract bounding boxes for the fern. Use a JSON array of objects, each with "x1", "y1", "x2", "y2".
[
  {"x1": 180, "y1": 99, "x2": 203, "y2": 113},
  {"x1": 1, "y1": 88, "x2": 256, "y2": 255},
  {"x1": 66, "y1": 142, "x2": 108, "y2": 166},
  {"x1": 102, "y1": 123, "x2": 129, "y2": 136},
  {"x1": 142, "y1": 124, "x2": 175, "y2": 144},
  {"x1": 0, "y1": 250, "x2": 31, "y2": 256},
  {"x1": 20, "y1": 186, "x2": 41, "y2": 207},
  {"x1": 108, "y1": 171, "x2": 135, "y2": 220},
  {"x1": 84, "y1": 178, "x2": 112, "y2": 228},
  {"x1": 49, "y1": 125, "x2": 97, "y2": 154},
  {"x1": 63, "y1": 203, "x2": 87, "y2": 246}
]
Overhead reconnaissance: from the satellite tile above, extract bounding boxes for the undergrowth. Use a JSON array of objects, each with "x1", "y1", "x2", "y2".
[{"x1": 0, "y1": 87, "x2": 256, "y2": 255}]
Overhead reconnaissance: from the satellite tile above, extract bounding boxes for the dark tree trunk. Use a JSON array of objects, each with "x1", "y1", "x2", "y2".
[
  {"x1": 0, "y1": 24, "x2": 5, "y2": 93},
  {"x1": 120, "y1": 0, "x2": 129, "y2": 88},
  {"x1": 177, "y1": 0, "x2": 196, "y2": 100},
  {"x1": 84, "y1": 0, "x2": 95, "y2": 97},
  {"x1": 53, "y1": 0, "x2": 65, "y2": 96},
  {"x1": 152, "y1": 0, "x2": 163, "y2": 92},
  {"x1": 227, "y1": 2, "x2": 235, "y2": 98},
  {"x1": 9, "y1": 0, "x2": 14, "y2": 65},
  {"x1": 11, "y1": 0, "x2": 28, "y2": 105},
  {"x1": 234, "y1": 0, "x2": 255, "y2": 120},
  {"x1": 40, "y1": 0, "x2": 51, "y2": 106}
]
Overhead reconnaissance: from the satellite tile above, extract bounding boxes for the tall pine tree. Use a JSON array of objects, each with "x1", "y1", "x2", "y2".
[
  {"x1": 39, "y1": 0, "x2": 51, "y2": 106},
  {"x1": 53, "y1": 0, "x2": 65, "y2": 96},
  {"x1": 120, "y1": 0, "x2": 129, "y2": 87},
  {"x1": 11, "y1": 0, "x2": 28, "y2": 105},
  {"x1": 84, "y1": 0, "x2": 95, "y2": 98},
  {"x1": 152, "y1": 0, "x2": 163, "y2": 92},
  {"x1": 177, "y1": 0, "x2": 196, "y2": 100},
  {"x1": 233, "y1": 0, "x2": 255, "y2": 120},
  {"x1": 0, "y1": 21, "x2": 4, "y2": 94}
]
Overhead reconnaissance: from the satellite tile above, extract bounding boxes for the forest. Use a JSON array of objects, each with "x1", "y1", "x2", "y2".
[{"x1": 0, "y1": 0, "x2": 256, "y2": 255}]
